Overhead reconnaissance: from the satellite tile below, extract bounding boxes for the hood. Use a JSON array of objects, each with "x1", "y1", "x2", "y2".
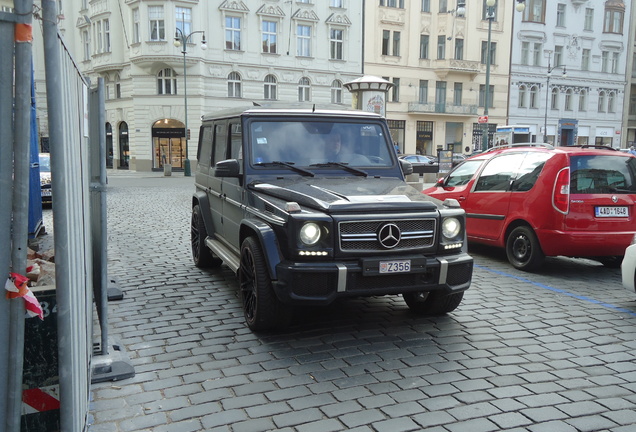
[{"x1": 249, "y1": 177, "x2": 440, "y2": 213}]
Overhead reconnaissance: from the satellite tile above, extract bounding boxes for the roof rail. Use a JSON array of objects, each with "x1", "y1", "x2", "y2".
[
  {"x1": 566, "y1": 145, "x2": 618, "y2": 151},
  {"x1": 483, "y1": 142, "x2": 554, "y2": 153}
]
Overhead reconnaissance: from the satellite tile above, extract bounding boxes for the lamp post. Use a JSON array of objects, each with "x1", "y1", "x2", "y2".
[
  {"x1": 174, "y1": 20, "x2": 206, "y2": 177},
  {"x1": 543, "y1": 51, "x2": 567, "y2": 144},
  {"x1": 478, "y1": 0, "x2": 526, "y2": 151}
]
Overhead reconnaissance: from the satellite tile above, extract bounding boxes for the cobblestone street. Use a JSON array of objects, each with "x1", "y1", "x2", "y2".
[{"x1": 75, "y1": 171, "x2": 636, "y2": 432}]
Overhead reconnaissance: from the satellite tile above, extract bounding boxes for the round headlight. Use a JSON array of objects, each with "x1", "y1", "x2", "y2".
[
  {"x1": 442, "y1": 217, "x2": 461, "y2": 239},
  {"x1": 300, "y1": 222, "x2": 321, "y2": 245}
]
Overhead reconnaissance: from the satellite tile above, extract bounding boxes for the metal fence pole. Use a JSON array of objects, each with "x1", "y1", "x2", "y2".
[
  {"x1": 0, "y1": 8, "x2": 16, "y2": 430},
  {"x1": 7, "y1": 1, "x2": 34, "y2": 430}
]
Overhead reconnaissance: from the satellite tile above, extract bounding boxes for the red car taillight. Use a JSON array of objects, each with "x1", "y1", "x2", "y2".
[{"x1": 552, "y1": 167, "x2": 570, "y2": 214}]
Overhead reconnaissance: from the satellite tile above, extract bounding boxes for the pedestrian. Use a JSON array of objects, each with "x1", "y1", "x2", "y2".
[
  {"x1": 629, "y1": 146, "x2": 636, "y2": 156},
  {"x1": 394, "y1": 142, "x2": 400, "y2": 154}
]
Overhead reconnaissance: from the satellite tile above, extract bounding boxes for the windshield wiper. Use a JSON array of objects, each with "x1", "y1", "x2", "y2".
[
  {"x1": 309, "y1": 162, "x2": 368, "y2": 177},
  {"x1": 254, "y1": 161, "x2": 315, "y2": 177}
]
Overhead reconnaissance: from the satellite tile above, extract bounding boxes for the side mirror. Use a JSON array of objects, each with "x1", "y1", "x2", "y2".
[
  {"x1": 399, "y1": 159, "x2": 413, "y2": 176},
  {"x1": 215, "y1": 159, "x2": 241, "y2": 177},
  {"x1": 435, "y1": 177, "x2": 445, "y2": 187}
]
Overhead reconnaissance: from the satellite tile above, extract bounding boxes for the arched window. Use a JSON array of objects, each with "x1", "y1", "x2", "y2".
[
  {"x1": 264, "y1": 74, "x2": 277, "y2": 100},
  {"x1": 228, "y1": 72, "x2": 242, "y2": 98},
  {"x1": 518, "y1": 85, "x2": 527, "y2": 108},
  {"x1": 564, "y1": 88, "x2": 573, "y2": 111},
  {"x1": 298, "y1": 77, "x2": 311, "y2": 102},
  {"x1": 598, "y1": 90, "x2": 606, "y2": 112},
  {"x1": 529, "y1": 85, "x2": 539, "y2": 108},
  {"x1": 331, "y1": 79, "x2": 343, "y2": 104},
  {"x1": 157, "y1": 68, "x2": 177, "y2": 95},
  {"x1": 608, "y1": 91, "x2": 616, "y2": 113},
  {"x1": 115, "y1": 73, "x2": 121, "y2": 99},
  {"x1": 579, "y1": 89, "x2": 587, "y2": 111},
  {"x1": 550, "y1": 87, "x2": 559, "y2": 109}
]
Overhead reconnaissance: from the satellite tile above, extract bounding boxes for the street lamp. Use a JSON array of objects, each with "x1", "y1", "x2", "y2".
[
  {"x1": 174, "y1": 20, "x2": 207, "y2": 177},
  {"x1": 543, "y1": 51, "x2": 567, "y2": 144},
  {"x1": 479, "y1": 0, "x2": 526, "y2": 151}
]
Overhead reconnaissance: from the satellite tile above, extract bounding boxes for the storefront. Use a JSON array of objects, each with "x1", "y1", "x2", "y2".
[{"x1": 152, "y1": 119, "x2": 186, "y2": 171}]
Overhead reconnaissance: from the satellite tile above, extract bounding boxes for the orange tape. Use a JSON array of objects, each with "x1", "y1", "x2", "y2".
[{"x1": 15, "y1": 23, "x2": 33, "y2": 43}]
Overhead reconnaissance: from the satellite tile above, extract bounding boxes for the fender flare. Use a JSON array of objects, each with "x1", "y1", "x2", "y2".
[
  {"x1": 241, "y1": 219, "x2": 283, "y2": 280},
  {"x1": 192, "y1": 191, "x2": 215, "y2": 236}
]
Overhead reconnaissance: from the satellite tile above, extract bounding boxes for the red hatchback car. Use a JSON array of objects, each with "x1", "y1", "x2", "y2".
[{"x1": 423, "y1": 144, "x2": 636, "y2": 271}]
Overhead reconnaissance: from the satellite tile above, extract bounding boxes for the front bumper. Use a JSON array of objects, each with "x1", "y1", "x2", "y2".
[{"x1": 273, "y1": 252, "x2": 473, "y2": 305}]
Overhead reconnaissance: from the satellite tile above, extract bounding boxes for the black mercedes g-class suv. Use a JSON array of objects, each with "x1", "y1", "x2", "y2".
[{"x1": 191, "y1": 104, "x2": 473, "y2": 331}]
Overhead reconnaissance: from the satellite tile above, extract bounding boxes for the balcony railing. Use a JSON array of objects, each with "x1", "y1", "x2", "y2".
[
  {"x1": 408, "y1": 102, "x2": 478, "y2": 115},
  {"x1": 432, "y1": 59, "x2": 480, "y2": 78}
]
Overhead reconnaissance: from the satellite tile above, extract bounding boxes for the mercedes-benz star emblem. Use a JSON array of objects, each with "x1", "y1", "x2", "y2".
[{"x1": 378, "y1": 223, "x2": 401, "y2": 249}]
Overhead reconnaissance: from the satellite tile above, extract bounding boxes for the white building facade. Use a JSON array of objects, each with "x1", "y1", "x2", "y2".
[
  {"x1": 60, "y1": 0, "x2": 363, "y2": 172},
  {"x1": 508, "y1": 0, "x2": 632, "y2": 147}
]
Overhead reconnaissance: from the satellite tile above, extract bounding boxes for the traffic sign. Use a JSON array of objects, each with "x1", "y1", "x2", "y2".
[{"x1": 478, "y1": 116, "x2": 488, "y2": 123}]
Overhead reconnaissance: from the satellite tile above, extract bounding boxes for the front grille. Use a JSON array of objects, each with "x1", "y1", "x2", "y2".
[{"x1": 339, "y1": 218, "x2": 435, "y2": 252}]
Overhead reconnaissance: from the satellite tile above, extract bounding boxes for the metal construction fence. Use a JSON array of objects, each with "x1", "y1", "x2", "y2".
[{"x1": 1, "y1": 1, "x2": 131, "y2": 431}]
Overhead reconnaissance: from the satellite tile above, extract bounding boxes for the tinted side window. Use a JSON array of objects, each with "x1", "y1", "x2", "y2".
[
  {"x1": 197, "y1": 125, "x2": 213, "y2": 167},
  {"x1": 511, "y1": 152, "x2": 551, "y2": 192},
  {"x1": 229, "y1": 121, "x2": 243, "y2": 174},
  {"x1": 212, "y1": 122, "x2": 228, "y2": 164},
  {"x1": 445, "y1": 160, "x2": 482, "y2": 187},
  {"x1": 475, "y1": 153, "x2": 526, "y2": 192}
]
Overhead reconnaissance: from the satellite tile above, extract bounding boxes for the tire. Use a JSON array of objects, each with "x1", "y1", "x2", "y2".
[
  {"x1": 239, "y1": 237, "x2": 292, "y2": 331},
  {"x1": 597, "y1": 256, "x2": 623, "y2": 268},
  {"x1": 506, "y1": 225, "x2": 545, "y2": 271},
  {"x1": 402, "y1": 291, "x2": 464, "y2": 315},
  {"x1": 191, "y1": 204, "x2": 221, "y2": 268}
]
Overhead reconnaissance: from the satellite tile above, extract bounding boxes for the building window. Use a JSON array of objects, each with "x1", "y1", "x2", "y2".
[
  {"x1": 115, "y1": 74, "x2": 121, "y2": 99},
  {"x1": 532, "y1": 42, "x2": 542, "y2": 66},
  {"x1": 331, "y1": 80, "x2": 343, "y2": 104},
  {"x1": 157, "y1": 68, "x2": 176, "y2": 95},
  {"x1": 419, "y1": 80, "x2": 428, "y2": 103},
  {"x1": 262, "y1": 20, "x2": 277, "y2": 54},
  {"x1": 454, "y1": 38, "x2": 463, "y2": 60},
  {"x1": 421, "y1": 0, "x2": 430, "y2": 12},
  {"x1": 132, "y1": 8, "x2": 140, "y2": 44},
  {"x1": 264, "y1": 74, "x2": 277, "y2": 100},
  {"x1": 330, "y1": 28, "x2": 343, "y2": 60},
  {"x1": 611, "y1": 52, "x2": 619, "y2": 74},
  {"x1": 382, "y1": 30, "x2": 390, "y2": 55},
  {"x1": 176, "y1": 7, "x2": 191, "y2": 35},
  {"x1": 393, "y1": 31, "x2": 401, "y2": 57},
  {"x1": 481, "y1": 41, "x2": 496, "y2": 65},
  {"x1": 578, "y1": 90, "x2": 587, "y2": 111},
  {"x1": 479, "y1": 84, "x2": 494, "y2": 109},
  {"x1": 439, "y1": 0, "x2": 448, "y2": 14},
  {"x1": 550, "y1": 87, "x2": 559, "y2": 110},
  {"x1": 584, "y1": 8, "x2": 594, "y2": 31},
  {"x1": 556, "y1": 3, "x2": 566, "y2": 27},
  {"x1": 149, "y1": 6, "x2": 165, "y2": 41},
  {"x1": 521, "y1": 42, "x2": 529, "y2": 65},
  {"x1": 453, "y1": 82, "x2": 462, "y2": 106},
  {"x1": 419, "y1": 34, "x2": 429, "y2": 59},
  {"x1": 608, "y1": 91, "x2": 616, "y2": 113},
  {"x1": 598, "y1": 90, "x2": 606, "y2": 112},
  {"x1": 437, "y1": 35, "x2": 445, "y2": 59},
  {"x1": 391, "y1": 78, "x2": 400, "y2": 102},
  {"x1": 94, "y1": 19, "x2": 110, "y2": 53},
  {"x1": 601, "y1": 51, "x2": 609, "y2": 73},
  {"x1": 228, "y1": 72, "x2": 241, "y2": 98},
  {"x1": 331, "y1": 0, "x2": 344, "y2": 7},
  {"x1": 225, "y1": 16, "x2": 241, "y2": 50},
  {"x1": 564, "y1": 88, "x2": 573, "y2": 111},
  {"x1": 554, "y1": 45, "x2": 563, "y2": 67},
  {"x1": 298, "y1": 77, "x2": 311, "y2": 102},
  {"x1": 104, "y1": 19, "x2": 110, "y2": 52},
  {"x1": 522, "y1": 0, "x2": 545, "y2": 23},
  {"x1": 297, "y1": 24, "x2": 311, "y2": 57},
  {"x1": 518, "y1": 85, "x2": 527, "y2": 108},
  {"x1": 529, "y1": 85, "x2": 539, "y2": 108},
  {"x1": 603, "y1": 5, "x2": 624, "y2": 34},
  {"x1": 482, "y1": 0, "x2": 498, "y2": 21},
  {"x1": 380, "y1": 0, "x2": 405, "y2": 8},
  {"x1": 582, "y1": 48, "x2": 590, "y2": 71},
  {"x1": 82, "y1": 29, "x2": 90, "y2": 60}
]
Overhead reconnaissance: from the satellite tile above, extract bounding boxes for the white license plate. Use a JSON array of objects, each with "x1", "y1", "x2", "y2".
[
  {"x1": 41, "y1": 190, "x2": 52, "y2": 197},
  {"x1": 595, "y1": 206, "x2": 628, "y2": 217},
  {"x1": 379, "y1": 260, "x2": 411, "y2": 274}
]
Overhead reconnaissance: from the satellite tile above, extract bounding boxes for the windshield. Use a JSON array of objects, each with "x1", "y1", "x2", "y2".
[
  {"x1": 249, "y1": 120, "x2": 393, "y2": 168},
  {"x1": 570, "y1": 155, "x2": 636, "y2": 194}
]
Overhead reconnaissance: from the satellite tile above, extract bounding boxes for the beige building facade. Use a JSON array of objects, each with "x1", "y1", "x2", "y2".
[{"x1": 365, "y1": 0, "x2": 516, "y2": 157}]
